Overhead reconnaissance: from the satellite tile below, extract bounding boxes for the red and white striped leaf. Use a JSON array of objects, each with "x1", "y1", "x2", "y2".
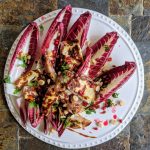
[
  {"x1": 88, "y1": 32, "x2": 119, "y2": 79},
  {"x1": 97, "y1": 62, "x2": 136, "y2": 101},
  {"x1": 66, "y1": 11, "x2": 92, "y2": 48},
  {"x1": 9, "y1": 22, "x2": 39, "y2": 83}
]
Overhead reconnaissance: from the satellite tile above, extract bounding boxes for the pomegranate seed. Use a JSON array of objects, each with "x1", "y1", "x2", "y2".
[
  {"x1": 113, "y1": 114, "x2": 117, "y2": 119},
  {"x1": 118, "y1": 119, "x2": 122, "y2": 123},
  {"x1": 103, "y1": 120, "x2": 108, "y2": 126},
  {"x1": 93, "y1": 127, "x2": 98, "y2": 130},
  {"x1": 102, "y1": 106, "x2": 106, "y2": 111},
  {"x1": 100, "y1": 111, "x2": 106, "y2": 114},
  {"x1": 82, "y1": 101, "x2": 88, "y2": 107},
  {"x1": 54, "y1": 39, "x2": 59, "y2": 45}
]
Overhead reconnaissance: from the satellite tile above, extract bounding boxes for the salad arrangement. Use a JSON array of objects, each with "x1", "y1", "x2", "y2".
[{"x1": 4, "y1": 5, "x2": 136, "y2": 137}]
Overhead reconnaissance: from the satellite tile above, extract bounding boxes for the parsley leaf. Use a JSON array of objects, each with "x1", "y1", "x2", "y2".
[
  {"x1": 64, "y1": 118, "x2": 72, "y2": 128},
  {"x1": 60, "y1": 62, "x2": 69, "y2": 77},
  {"x1": 29, "y1": 101, "x2": 37, "y2": 108},
  {"x1": 13, "y1": 88, "x2": 21, "y2": 94},
  {"x1": 39, "y1": 25, "x2": 44, "y2": 32},
  {"x1": 107, "y1": 99, "x2": 114, "y2": 107},
  {"x1": 4, "y1": 75, "x2": 11, "y2": 83},
  {"x1": 28, "y1": 81, "x2": 38, "y2": 87},
  {"x1": 18, "y1": 55, "x2": 28, "y2": 68},
  {"x1": 112, "y1": 93, "x2": 119, "y2": 98},
  {"x1": 104, "y1": 45, "x2": 110, "y2": 51},
  {"x1": 85, "y1": 108, "x2": 96, "y2": 115},
  {"x1": 53, "y1": 101, "x2": 59, "y2": 109},
  {"x1": 61, "y1": 62, "x2": 69, "y2": 71},
  {"x1": 60, "y1": 116, "x2": 66, "y2": 122},
  {"x1": 18, "y1": 63, "x2": 27, "y2": 68}
]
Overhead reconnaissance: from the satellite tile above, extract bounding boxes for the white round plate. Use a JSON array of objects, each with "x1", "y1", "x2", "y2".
[{"x1": 4, "y1": 8, "x2": 144, "y2": 149}]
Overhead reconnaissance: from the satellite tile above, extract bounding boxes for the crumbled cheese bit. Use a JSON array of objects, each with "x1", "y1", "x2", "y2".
[
  {"x1": 63, "y1": 104, "x2": 67, "y2": 107},
  {"x1": 73, "y1": 95, "x2": 79, "y2": 101},
  {"x1": 27, "y1": 55, "x2": 31, "y2": 59},
  {"x1": 64, "y1": 110, "x2": 68, "y2": 115},
  {"x1": 38, "y1": 80, "x2": 45, "y2": 85},
  {"x1": 47, "y1": 79, "x2": 50, "y2": 84},
  {"x1": 118, "y1": 100, "x2": 125, "y2": 106},
  {"x1": 96, "y1": 85, "x2": 100, "y2": 92},
  {"x1": 109, "y1": 119, "x2": 118, "y2": 125}
]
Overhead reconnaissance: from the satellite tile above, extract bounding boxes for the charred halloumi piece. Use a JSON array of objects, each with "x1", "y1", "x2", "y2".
[
  {"x1": 22, "y1": 86, "x2": 38, "y2": 102},
  {"x1": 42, "y1": 86, "x2": 58, "y2": 116},
  {"x1": 67, "y1": 76, "x2": 101, "y2": 103},
  {"x1": 60, "y1": 40, "x2": 83, "y2": 71},
  {"x1": 69, "y1": 114, "x2": 91, "y2": 129},
  {"x1": 67, "y1": 95, "x2": 84, "y2": 114},
  {"x1": 15, "y1": 70, "x2": 40, "y2": 89}
]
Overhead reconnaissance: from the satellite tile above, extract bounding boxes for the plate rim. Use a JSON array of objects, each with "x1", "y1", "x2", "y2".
[{"x1": 3, "y1": 7, "x2": 144, "y2": 149}]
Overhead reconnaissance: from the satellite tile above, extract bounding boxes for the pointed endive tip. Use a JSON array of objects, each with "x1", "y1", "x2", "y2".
[{"x1": 65, "y1": 4, "x2": 72, "y2": 11}]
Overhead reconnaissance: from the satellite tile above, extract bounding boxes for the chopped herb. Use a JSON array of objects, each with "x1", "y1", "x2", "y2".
[
  {"x1": 13, "y1": 88, "x2": 21, "y2": 94},
  {"x1": 60, "y1": 62, "x2": 69, "y2": 77},
  {"x1": 18, "y1": 55, "x2": 28, "y2": 68},
  {"x1": 85, "y1": 108, "x2": 96, "y2": 115},
  {"x1": 4, "y1": 75, "x2": 11, "y2": 83},
  {"x1": 112, "y1": 93, "x2": 119, "y2": 98},
  {"x1": 100, "y1": 84, "x2": 107, "y2": 90},
  {"x1": 67, "y1": 41, "x2": 73, "y2": 46},
  {"x1": 60, "y1": 116, "x2": 66, "y2": 121},
  {"x1": 18, "y1": 63, "x2": 27, "y2": 68},
  {"x1": 53, "y1": 102, "x2": 59, "y2": 109},
  {"x1": 39, "y1": 25, "x2": 44, "y2": 32},
  {"x1": 107, "y1": 99, "x2": 114, "y2": 107},
  {"x1": 88, "y1": 101, "x2": 94, "y2": 107},
  {"x1": 61, "y1": 62, "x2": 69, "y2": 71},
  {"x1": 28, "y1": 81, "x2": 38, "y2": 87},
  {"x1": 104, "y1": 45, "x2": 110, "y2": 51},
  {"x1": 29, "y1": 101, "x2": 37, "y2": 108},
  {"x1": 62, "y1": 71, "x2": 67, "y2": 77},
  {"x1": 64, "y1": 118, "x2": 72, "y2": 128}
]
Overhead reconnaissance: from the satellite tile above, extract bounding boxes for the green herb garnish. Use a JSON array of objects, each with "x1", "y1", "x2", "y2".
[
  {"x1": 53, "y1": 101, "x2": 59, "y2": 109},
  {"x1": 85, "y1": 108, "x2": 96, "y2": 115},
  {"x1": 107, "y1": 99, "x2": 114, "y2": 107},
  {"x1": 112, "y1": 93, "x2": 119, "y2": 98},
  {"x1": 4, "y1": 75, "x2": 11, "y2": 83},
  {"x1": 28, "y1": 81, "x2": 38, "y2": 87},
  {"x1": 100, "y1": 84, "x2": 107, "y2": 90},
  {"x1": 18, "y1": 55, "x2": 28, "y2": 68},
  {"x1": 29, "y1": 101, "x2": 37, "y2": 108},
  {"x1": 39, "y1": 25, "x2": 44, "y2": 32},
  {"x1": 13, "y1": 88, "x2": 21, "y2": 94},
  {"x1": 61, "y1": 62, "x2": 69, "y2": 71},
  {"x1": 60, "y1": 62, "x2": 69, "y2": 77},
  {"x1": 104, "y1": 45, "x2": 110, "y2": 51},
  {"x1": 60, "y1": 116, "x2": 66, "y2": 122},
  {"x1": 64, "y1": 119, "x2": 72, "y2": 128},
  {"x1": 18, "y1": 63, "x2": 27, "y2": 68}
]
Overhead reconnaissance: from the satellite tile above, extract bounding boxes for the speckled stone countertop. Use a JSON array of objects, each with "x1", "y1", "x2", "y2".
[{"x1": 0, "y1": 0, "x2": 150, "y2": 150}]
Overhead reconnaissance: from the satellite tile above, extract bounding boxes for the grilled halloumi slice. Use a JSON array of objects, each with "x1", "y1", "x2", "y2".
[
  {"x1": 60, "y1": 40, "x2": 83, "y2": 71},
  {"x1": 69, "y1": 114, "x2": 91, "y2": 129},
  {"x1": 22, "y1": 86, "x2": 38, "y2": 102},
  {"x1": 67, "y1": 76, "x2": 101, "y2": 103},
  {"x1": 15, "y1": 70, "x2": 40, "y2": 89}
]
